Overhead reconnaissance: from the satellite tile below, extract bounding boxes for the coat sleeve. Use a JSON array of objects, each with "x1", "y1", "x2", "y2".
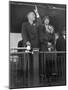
[
  {"x1": 36, "y1": 17, "x2": 42, "y2": 27},
  {"x1": 21, "y1": 23, "x2": 29, "y2": 46},
  {"x1": 38, "y1": 26, "x2": 48, "y2": 43}
]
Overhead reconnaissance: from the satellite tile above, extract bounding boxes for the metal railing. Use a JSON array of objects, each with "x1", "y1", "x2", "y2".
[{"x1": 9, "y1": 47, "x2": 66, "y2": 88}]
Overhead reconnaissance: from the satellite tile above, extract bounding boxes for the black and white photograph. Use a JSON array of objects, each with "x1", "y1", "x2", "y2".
[{"x1": 9, "y1": 1, "x2": 66, "y2": 89}]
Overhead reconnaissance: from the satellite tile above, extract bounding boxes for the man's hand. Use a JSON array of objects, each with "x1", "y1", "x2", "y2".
[
  {"x1": 25, "y1": 45, "x2": 31, "y2": 53},
  {"x1": 26, "y1": 45, "x2": 31, "y2": 50},
  {"x1": 48, "y1": 48, "x2": 51, "y2": 52},
  {"x1": 34, "y1": 5, "x2": 40, "y2": 18},
  {"x1": 26, "y1": 41, "x2": 31, "y2": 51},
  {"x1": 34, "y1": 5, "x2": 38, "y2": 13}
]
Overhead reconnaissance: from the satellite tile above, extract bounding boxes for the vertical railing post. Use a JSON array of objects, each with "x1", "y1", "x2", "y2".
[{"x1": 33, "y1": 48, "x2": 39, "y2": 85}]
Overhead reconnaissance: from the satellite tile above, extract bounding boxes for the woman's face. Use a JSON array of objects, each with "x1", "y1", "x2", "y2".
[{"x1": 44, "y1": 18, "x2": 49, "y2": 25}]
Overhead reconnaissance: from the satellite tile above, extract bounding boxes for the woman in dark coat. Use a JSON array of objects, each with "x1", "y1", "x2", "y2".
[
  {"x1": 38, "y1": 16, "x2": 55, "y2": 80},
  {"x1": 39, "y1": 16, "x2": 55, "y2": 51}
]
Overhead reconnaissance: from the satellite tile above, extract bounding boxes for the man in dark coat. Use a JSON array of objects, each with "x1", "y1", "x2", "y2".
[
  {"x1": 22, "y1": 21, "x2": 40, "y2": 49},
  {"x1": 21, "y1": 7, "x2": 41, "y2": 49},
  {"x1": 21, "y1": 6, "x2": 41, "y2": 80}
]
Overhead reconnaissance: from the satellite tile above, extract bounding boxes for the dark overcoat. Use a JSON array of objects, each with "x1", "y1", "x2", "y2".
[{"x1": 21, "y1": 18, "x2": 41, "y2": 49}]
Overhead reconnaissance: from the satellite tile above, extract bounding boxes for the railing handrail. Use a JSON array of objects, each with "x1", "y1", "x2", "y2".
[
  {"x1": 10, "y1": 47, "x2": 27, "y2": 50},
  {"x1": 10, "y1": 51, "x2": 66, "y2": 56},
  {"x1": 10, "y1": 47, "x2": 40, "y2": 51}
]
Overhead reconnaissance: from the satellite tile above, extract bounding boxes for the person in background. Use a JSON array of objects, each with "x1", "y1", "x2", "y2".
[
  {"x1": 56, "y1": 28, "x2": 66, "y2": 79},
  {"x1": 56, "y1": 29, "x2": 66, "y2": 52}
]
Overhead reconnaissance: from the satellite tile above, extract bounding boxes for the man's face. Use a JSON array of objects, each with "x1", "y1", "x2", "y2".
[{"x1": 28, "y1": 12, "x2": 35, "y2": 21}]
